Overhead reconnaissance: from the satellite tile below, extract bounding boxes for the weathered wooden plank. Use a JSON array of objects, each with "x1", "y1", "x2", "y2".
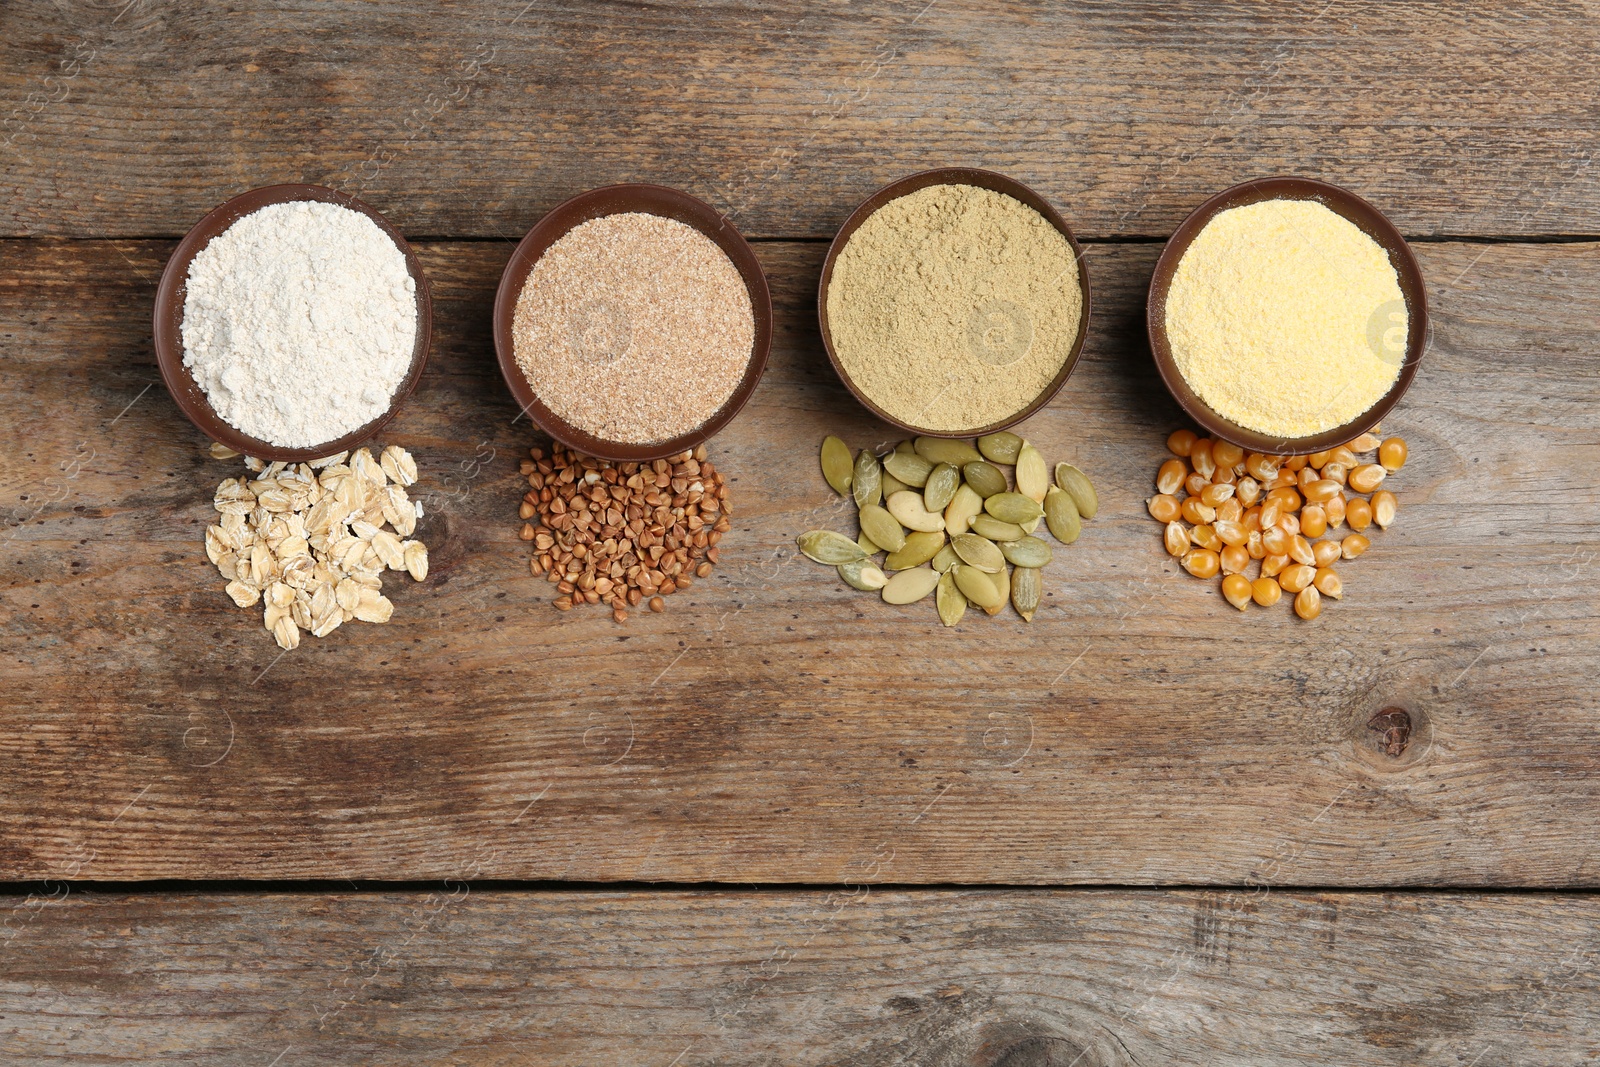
[
  {"x1": 3, "y1": 1, "x2": 1599, "y2": 239},
  {"x1": 1, "y1": 887, "x2": 1598, "y2": 1065},
  {"x1": 1, "y1": 237, "x2": 1598, "y2": 884}
]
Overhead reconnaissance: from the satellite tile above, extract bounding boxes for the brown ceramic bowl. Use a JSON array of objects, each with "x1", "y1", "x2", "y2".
[
  {"x1": 153, "y1": 183, "x2": 433, "y2": 463},
  {"x1": 492, "y1": 183, "x2": 773, "y2": 463},
  {"x1": 817, "y1": 167, "x2": 1092, "y2": 438},
  {"x1": 1147, "y1": 176, "x2": 1428, "y2": 456}
]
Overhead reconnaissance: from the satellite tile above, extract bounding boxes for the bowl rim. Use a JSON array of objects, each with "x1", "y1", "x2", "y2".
[
  {"x1": 1145, "y1": 175, "x2": 1429, "y2": 456},
  {"x1": 491, "y1": 182, "x2": 773, "y2": 464},
  {"x1": 152, "y1": 183, "x2": 434, "y2": 463},
  {"x1": 816, "y1": 166, "x2": 1093, "y2": 439}
]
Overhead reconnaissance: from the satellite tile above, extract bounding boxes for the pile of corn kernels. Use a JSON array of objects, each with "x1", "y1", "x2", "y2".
[{"x1": 1149, "y1": 428, "x2": 1407, "y2": 619}]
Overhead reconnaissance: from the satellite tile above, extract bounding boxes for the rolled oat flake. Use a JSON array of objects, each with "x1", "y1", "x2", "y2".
[{"x1": 181, "y1": 200, "x2": 418, "y2": 449}]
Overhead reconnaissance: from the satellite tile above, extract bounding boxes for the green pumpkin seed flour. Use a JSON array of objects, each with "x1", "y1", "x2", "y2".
[{"x1": 824, "y1": 184, "x2": 1082, "y2": 433}]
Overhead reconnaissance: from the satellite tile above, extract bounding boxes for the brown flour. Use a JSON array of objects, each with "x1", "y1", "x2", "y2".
[{"x1": 513, "y1": 213, "x2": 753, "y2": 444}]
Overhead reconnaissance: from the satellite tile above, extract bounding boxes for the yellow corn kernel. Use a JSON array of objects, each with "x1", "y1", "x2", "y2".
[
  {"x1": 1347, "y1": 432, "x2": 1382, "y2": 452},
  {"x1": 1349, "y1": 464, "x2": 1387, "y2": 494},
  {"x1": 1372, "y1": 490, "x2": 1397, "y2": 529},
  {"x1": 1200, "y1": 482, "x2": 1235, "y2": 508},
  {"x1": 1261, "y1": 553, "x2": 1289, "y2": 578},
  {"x1": 1182, "y1": 548, "x2": 1220, "y2": 579},
  {"x1": 1148, "y1": 494, "x2": 1181, "y2": 524},
  {"x1": 1157, "y1": 459, "x2": 1187, "y2": 495},
  {"x1": 1181, "y1": 497, "x2": 1216, "y2": 526},
  {"x1": 1342, "y1": 533, "x2": 1371, "y2": 560},
  {"x1": 1300, "y1": 504, "x2": 1328, "y2": 539},
  {"x1": 1213, "y1": 441, "x2": 1244, "y2": 469},
  {"x1": 1346, "y1": 497, "x2": 1372, "y2": 532},
  {"x1": 1324, "y1": 494, "x2": 1346, "y2": 529},
  {"x1": 1190, "y1": 439, "x2": 1216, "y2": 479},
  {"x1": 1236, "y1": 477, "x2": 1261, "y2": 508},
  {"x1": 1164, "y1": 520, "x2": 1191, "y2": 557},
  {"x1": 1191, "y1": 523, "x2": 1222, "y2": 551},
  {"x1": 1294, "y1": 585, "x2": 1322, "y2": 620},
  {"x1": 1213, "y1": 520, "x2": 1248, "y2": 547},
  {"x1": 1216, "y1": 498, "x2": 1243, "y2": 524},
  {"x1": 1313, "y1": 539, "x2": 1343, "y2": 569},
  {"x1": 1266, "y1": 487, "x2": 1302, "y2": 512},
  {"x1": 1251, "y1": 576, "x2": 1282, "y2": 607},
  {"x1": 1379, "y1": 437, "x2": 1408, "y2": 472},
  {"x1": 1186, "y1": 472, "x2": 1211, "y2": 496},
  {"x1": 1288, "y1": 534, "x2": 1316, "y2": 566},
  {"x1": 1246, "y1": 530, "x2": 1266, "y2": 560},
  {"x1": 1167, "y1": 429, "x2": 1198, "y2": 457},
  {"x1": 1314, "y1": 566, "x2": 1343, "y2": 599},
  {"x1": 1221, "y1": 544, "x2": 1250, "y2": 575},
  {"x1": 1221, "y1": 573, "x2": 1252, "y2": 610},
  {"x1": 1261, "y1": 526, "x2": 1289, "y2": 556},
  {"x1": 1280, "y1": 563, "x2": 1316, "y2": 594},
  {"x1": 1245, "y1": 453, "x2": 1279, "y2": 482},
  {"x1": 1304, "y1": 479, "x2": 1342, "y2": 504}
]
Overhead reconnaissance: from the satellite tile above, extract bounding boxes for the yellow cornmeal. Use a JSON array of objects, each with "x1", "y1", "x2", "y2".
[
  {"x1": 1165, "y1": 198, "x2": 1405, "y2": 438},
  {"x1": 826, "y1": 184, "x2": 1081, "y2": 432}
]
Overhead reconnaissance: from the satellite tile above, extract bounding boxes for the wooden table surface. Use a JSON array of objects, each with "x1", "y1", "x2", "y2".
[{"x1": 3, "y1": 2, "x2": 1599, "y2": 1063}]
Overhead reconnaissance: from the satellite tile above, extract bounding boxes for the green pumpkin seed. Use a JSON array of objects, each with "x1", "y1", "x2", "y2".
[
  {"x1": 936, "y1": 570, "x2": 967, "y2": 627},
  {"x1": 880, "y1": 467, "x2": 910, "y2": 498},
  {"x1": 1054, "y1": 463, "x2": 1098, "y2": 519},
  {"x1": 931, "y1": 544, "x2": 960, "y2": 573},
  {"x1": 961, "y1": 461, "x2": 1008, "y2": 498},
  {"x1": 857, "y1": 504, "x2": 907, "y2": 553},
  {"x1": 952, "y1": 533, "x2": 1005, "y2": 574},
  {"x1": 970, "y1": 514, "x2": 1025, "y2": 541},
  {"x1": 886, "y1": 490, "x2": 945, "y2": 532},
  {"x1": 914, "y1": 436, "x2": 984, "y2": 466},
  {"x1": 894, "y1": 439, "x2": 916, "y2": 455},
  {"x1": 977, "y1": 431, "x2": 1024, "y2": 464},
  {"x1": 798, "y1": 530, "x2": 867, "y2": 564},
  {"x1": 923, "y1": 463, "x2": 959, "y2": 512},
  {"x1": 852, "y1": 450, "x2": 882, "y2": 508},
  {"x1": 984, "y1": 563, "x2": 1010, "y2": 616},
  {"x1": 881, "y1": 566, "x2": 940, "y2": 605},
  {"x1": 839, "y1": 559, "x2": 888, "y2": 591},
  {"x1": 1011, "y1": 565, "x2": 1041, "y2": 622},
  {"x1": 1045, "y1": 486, "x2": 1082, "y2": 544},
  {"x1": 943, "y1": 483, "x2": 984, "y2": 536},
  {"x1": 858, "y1": 530, "x2": 881, "y2": 555},
  {"x1": 1015, "y1": 442, "x2": 1048, "y2": 503},
  {"x1": 1021, "y1": 516, "x2": 1042, "y2": 535},
  {"x1": 952, "y1": 563, "x2": 1004, "y2": 609},
  {"x1": 883, "y1": 451, "x2": 933, "y2": 488},
  {"x1": 985, "y1": 491, "x2": 1044, "y2": 525},
  {"x1": 885, "y1": 530, "x2": 944, "y2": 570},
  {"x1": 1000, "y1": 535, "x2": 1052, "y2": 568},
  {"x1": 820, "y1": 436, "x2": 853, "y2": 496}
]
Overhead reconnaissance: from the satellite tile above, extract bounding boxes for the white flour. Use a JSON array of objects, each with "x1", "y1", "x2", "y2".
[{"x1": 182, "y1": 200, "x2": 418, "y2": 449}]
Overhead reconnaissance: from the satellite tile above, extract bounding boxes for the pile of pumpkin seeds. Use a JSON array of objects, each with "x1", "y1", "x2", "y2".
[{"x1": 798, "y1": 433, "x2": 1097, "y2": 626}]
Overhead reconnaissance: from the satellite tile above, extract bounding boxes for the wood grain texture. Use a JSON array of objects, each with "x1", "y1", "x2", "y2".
[
  {"x1": 2, "y1": 887, "x2": 1599, "y2": 1065},
  {"x1": 3, "y1": 236, "x2": 1598, "y2": 884},
  {"x1": 4, "y1": 1, "x2": 1600, "y2": 239}
]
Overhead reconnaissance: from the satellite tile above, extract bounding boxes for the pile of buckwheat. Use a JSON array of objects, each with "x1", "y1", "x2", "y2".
[{"x1": 519, "y1": 443, "x2": 729, "y2": 622}]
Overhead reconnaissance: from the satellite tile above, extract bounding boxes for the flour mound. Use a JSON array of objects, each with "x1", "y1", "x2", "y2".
[{"x1": 182, "y1": 200, "x2": 418, "y2": 449}]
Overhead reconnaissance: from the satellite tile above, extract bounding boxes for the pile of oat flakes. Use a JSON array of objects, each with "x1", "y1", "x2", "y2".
[{"x1": 205, "y1": 444, "x2": 429, "y2": 649}]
